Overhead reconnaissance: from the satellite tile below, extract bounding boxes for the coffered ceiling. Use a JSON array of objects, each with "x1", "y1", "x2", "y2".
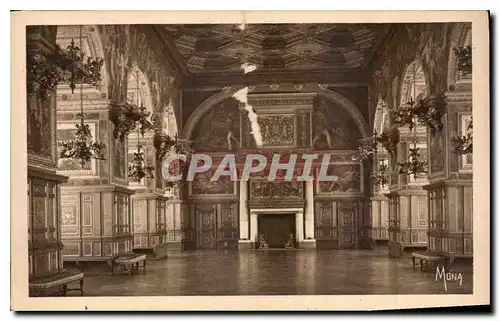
[{"x1": 160, "y1": 23, "x2": 384, "y2": 73}]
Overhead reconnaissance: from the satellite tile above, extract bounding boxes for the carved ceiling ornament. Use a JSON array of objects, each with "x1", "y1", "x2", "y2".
[{"x1": 163, "y1": 23, "x2": 382, "y2": 74}]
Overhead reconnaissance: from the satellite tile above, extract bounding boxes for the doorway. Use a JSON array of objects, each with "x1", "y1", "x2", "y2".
[{"x1": 258, "y1": 214, "x2": 296, "y2": 248}]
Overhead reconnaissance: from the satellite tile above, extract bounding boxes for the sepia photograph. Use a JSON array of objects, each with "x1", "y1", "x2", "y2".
[{"x1": 10, "y1": 10, "x2": 490, "y2": 311}]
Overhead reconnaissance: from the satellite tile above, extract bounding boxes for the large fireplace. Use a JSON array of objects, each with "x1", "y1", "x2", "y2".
[{"x1": 258, "y1": 214, "x2": 296, "y2": 249}]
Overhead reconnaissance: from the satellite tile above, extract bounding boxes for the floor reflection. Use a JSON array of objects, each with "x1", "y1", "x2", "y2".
[{"x1": 65, "y1": 249, "x2": 473, "y2": 296}]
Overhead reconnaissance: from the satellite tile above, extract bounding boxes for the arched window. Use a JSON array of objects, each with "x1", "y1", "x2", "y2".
[
  {"x1": 397, "y1": 60, "x2": 429, "y2": 184},
  {"x1": 373, "y1": 98, "x2": 390, "y2": 193},
  {"x1": 127, "y1": 65, "x2": 155, "y2": 188}
]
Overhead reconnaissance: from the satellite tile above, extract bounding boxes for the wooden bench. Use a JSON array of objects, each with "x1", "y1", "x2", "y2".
[
  {"x1": 412, "y1": 251, "x2": 444, "y2": 271},
  {"x1": 29, "y1": 270, "x2": 84, "y2": 296},
  {"x1": 111, "y1": 253, "x2": 147, "y2": 275}
]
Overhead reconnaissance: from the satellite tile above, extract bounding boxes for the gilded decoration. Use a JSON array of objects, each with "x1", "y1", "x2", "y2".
[
  {"x1": 191, "y1": 168, "x2": 235, "y2": 195},
  {"x1": 259, "y1": 115, "x2": 295, "y2": 146},
  {"x1": 300, "y1": 111, "x2": 311, "y2": 148},
  {"x1": 191, "y1": 99, "x2": 240, "y2": 152},
  {"x1": 317, "y1": 165, "x2": 361, "y2": 194},
  {"x1": 312, "y1": 99, "x2": 360, "y2": 150},
  {"x1": 250, "y1": 181, "x2": 304, "y2": 199},
  {"x1": 114, "y1": 137, "x2": 126, "y2": 179},
  {"x1": 28, "y1": 91, "x2": 53, "y2": 159},
  {"x1": 429, "y1": 130, "x2": 445, "y2": 173},
  {"x1": 458, "y1": 115, "x2": 473, "y2": 169}
]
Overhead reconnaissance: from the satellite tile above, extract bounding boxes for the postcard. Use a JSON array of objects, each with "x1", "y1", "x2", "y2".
[{"x1": 11, "y1": 10, "x2": 490, "y2": 311}]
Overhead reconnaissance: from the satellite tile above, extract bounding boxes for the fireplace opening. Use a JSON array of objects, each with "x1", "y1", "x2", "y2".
[{"x1": 257, "y1": 214, "x2": 296, "y2": 249}]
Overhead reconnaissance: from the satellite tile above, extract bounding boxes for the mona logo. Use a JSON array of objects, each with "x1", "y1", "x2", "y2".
[{"x1": 435, "y1": 266, "x2": 463, "y2": 292}]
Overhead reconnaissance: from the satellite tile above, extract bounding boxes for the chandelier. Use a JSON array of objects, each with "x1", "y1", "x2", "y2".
[
  {"x1": 391, "y1": 65, "x2": 443, "y2": 135},
  {"x1": 357, "y1": 126, "x2": 399, "y2": 162},
  {"x1": 453, "y1": 45, "x2": 472, "y2": 76},
  {"x1": 128, "y1": 143, "x2": 155, "y2": 182},
  {"x1": 396, "y1": 137, "x2": 427, "y2": 176},
  {"x1": 128, "y1": 72, "x2": 155, "y2": 182},
  {"x1": 58, "y1": 26, "x2": 106, "y2": 168},
  {"x1": 452, "y1": 118, "x2": 473, "y2": 155},
  {"x1": 372, "y1": 163, "x2": 389, "y2": 187}
]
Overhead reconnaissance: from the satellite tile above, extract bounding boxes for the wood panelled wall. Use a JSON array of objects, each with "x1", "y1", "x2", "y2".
[
  {"x1": 314, "y1": 199, "x2": 365, "y2": 249},
  {"x1": 189, "y1": 202, "x2": 239, "y2": 249}
]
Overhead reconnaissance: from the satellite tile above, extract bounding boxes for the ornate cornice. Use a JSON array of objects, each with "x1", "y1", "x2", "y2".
[
  {"x1": 245, "y1": 92, "x2": 316, "y2": 110},
  {"x1": 183, "y1": 68, "x2": 366, "y2": 89}
]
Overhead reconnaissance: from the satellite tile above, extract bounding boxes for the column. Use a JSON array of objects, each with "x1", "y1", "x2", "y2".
[
  {"x1": 371, "y1": 195, "x2": 389, "y2": 241},
  {"x1": 423, "y1": 90, "x2": 473, "y2": 261},
  {"x1": 250, "y1": 212, "x2": 258, "y2": 244},
  {"x1": 301, "y1": 180, "x2": 317, "y2": 249},
  {"x1": 296, "y1": 210, "x2": 305, "y2": 243},
  {"x1": 238, "y1": 180, "x2": 253, "y2": 250},
  {"x1": 129, "y1": 131, "x2": 169, "y2": 259},
  {"x1": 386, "y1": 124, "x2": 429, "y2": 257},
  {"x1": 57, "y1": 26, "x2": 135, "y2": 262},
  {"x1": 26, "y1": 26, "x2": 68, "y2": 290},
  {"x1": 239, "y1": 180, "x2": 249, "y2": 239},
  {"x1": 305, "y1": 180, "x2": 315, "y2": 238},
  {"x1": 165, "y1": 198, "x2": 183, "y2": 250}
]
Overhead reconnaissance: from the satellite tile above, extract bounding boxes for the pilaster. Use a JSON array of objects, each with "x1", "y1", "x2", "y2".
[
  {"x1": 423, "y1": 84, "x2": 473, "y2": 259},
  {"x1": 128, "y1": 131, "x2": 170, "y2": 258},
  {"x1": 238, "y1": 179, "x2": 253, "y2": 249},
  {"x1": 57, "y1": 87, "x2": 135, "y2": 262},
  {"x1": 27, "y1": 26, "x2": 69, "y2": 283},
  {"x1": 371, "y1": 194, "x2": 389, "y2": 242},
  {"x1": 303, "y1": 180, "x2": 316, "y2": 248},
  {"x1": 387, "y1": 124, "x2": 429, "y2": 257}
]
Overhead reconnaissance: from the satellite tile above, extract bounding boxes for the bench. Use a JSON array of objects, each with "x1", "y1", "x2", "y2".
[
  {"x1": 412, "y1": 251, "x2": 444, "y2": 271},
  {"x1": 111, "y1": 253, "x2": 147, "y2": 275},
  {"x1": 29, "y1": 270, "x2": 84, "y2": 296}
]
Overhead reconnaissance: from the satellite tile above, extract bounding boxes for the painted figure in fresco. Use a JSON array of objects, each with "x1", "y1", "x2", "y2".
[
  {"x1": 313, "y1": 128, "x2": 333, "y2": 149},
  {"x1": 226, "y1": 123, "x2": 240, "y2": 151},
  {"x1": 322, "y1": 166, "x2": 360, "y2": 193},
  {"x1": 114, "y1": 138, "x2": 125, "y2": 178},
  {"x1": 28, "y1": 94, "x2": 51, "y2": 156},
  {"x1": 193, "y1": 100, "x2": 240, "y2": 151},
  {"x1": 192, "y1": 170, "x2": 233, "y2": 194},
  {"x1": 312, "y1": 100, "x2": 355, "y2": 150},
  {"x1": 430, "y1": 131, "x2": 444, "y2": 172}
]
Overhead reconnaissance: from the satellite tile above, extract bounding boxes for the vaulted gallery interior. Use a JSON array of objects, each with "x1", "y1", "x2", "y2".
[{"x1": 27, "y1": 22, "x2": 473, "y2": 296}]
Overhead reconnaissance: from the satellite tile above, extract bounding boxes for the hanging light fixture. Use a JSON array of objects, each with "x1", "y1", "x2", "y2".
[
  {"x1": 391, "y1": 64, "x2": 443, "y2": 135},
  {"x1": 452, "y1": 117, "x2": 473, "y2": 155},
  {"x1": 27, "y1": 25, "x2": 103, "y2": 100},
  {"x1": 128, "y1": 72, "x2": 155, "y2": 182},
  {"x1": 396, "y1": 137, "x2": 428, "y2": 176},
  {"x1": 396, "y1": 66, "x2": 428, "y2": 176},
  {"x1": 59, "y1": 26, "x2": 106, "y2": 168},
  {"x1": 372, "y1": 162, "x2": 389, "y2": 187}
]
